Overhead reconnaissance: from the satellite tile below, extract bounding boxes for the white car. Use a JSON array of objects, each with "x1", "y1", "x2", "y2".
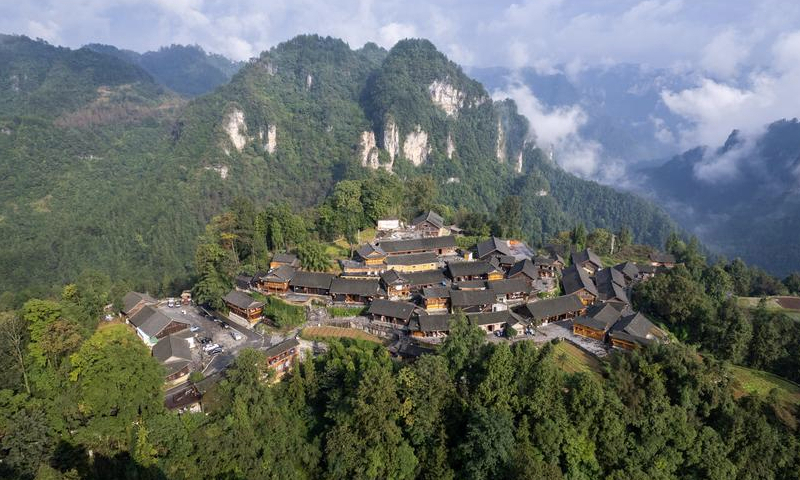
[
  {"x1": 230, "y1": 331, "x2": 243, "y2": 341},
  {"x1": 203, "y1": 343, "x2": 220, "y2": 353},
  {"x1": 190, "y1": 325, "x2": 201, "y2": 332}
]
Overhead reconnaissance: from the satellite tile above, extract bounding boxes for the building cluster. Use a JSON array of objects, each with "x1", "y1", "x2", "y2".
[{"x1": 231, "y1": 210, "x2": 676, "y2": 351}]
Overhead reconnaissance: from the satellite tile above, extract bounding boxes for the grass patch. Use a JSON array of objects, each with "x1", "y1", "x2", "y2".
[
  {"x1": 301, "y1": 326, "x2": 382, "y2": 344},
  {"x1": 327, "y1": 306, "x2": 367, "y2": 317},
  {"x1": 736, "y1": 296, "x2": 800, "y2": 322},
  {"x1": 729, "y1": 365, "x2": 800, "y2": 405},
  {"x1": 550, "y1": 341, "x2": 603, "y2": 378},
  {"x1": 259, "y1": 295, "x2": 306, "y2": 328}
]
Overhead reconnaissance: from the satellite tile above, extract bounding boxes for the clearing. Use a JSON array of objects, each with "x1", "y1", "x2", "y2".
[
  {"x1": 301, "y1": 325, "x2": 383, "y2": 344},
  {"x1": 737, "y1": 295, "x2": 800, "y2": 322},
  {"x1": 550, "y1": 341, "x2": 603, "y2": 378},
  {"x1": 729, "y1": 365, "x2": 800, "y2": 406}
]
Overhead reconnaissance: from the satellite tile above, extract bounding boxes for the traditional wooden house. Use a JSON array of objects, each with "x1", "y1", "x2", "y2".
[
  {"x1": 235, "y1": 273, "x2": 255, "y2": 291},
  {"x1": 613, "y1": 261, "x2": 640, "y2": 283},
  {"x1": 386, "y1": 252, "x2": 439, "y2": 272},
  {"x1": 421, "y1": 286, "x2": 450, "y2": 311},
  {"x1": 595, "y1": 267, "x2": 630, "y2": 305},
  {"x1": 467, "y1": 310, "x2": 521, "y2": 334},
  {"x1": 507, "y1": 259, "x2": 540, "y2": 287},
  {"x1": 488, "y1": 254, "x2": 517, "y2": 272},
  {"x1": 561, "y1": 265, "x2": 598, "y2": 305},
  {"x1": 571, "y1": 248, "x2": 604, "y2": 275},
  {"x1": 572, "y1": 303, "x2": 625, "y2": 341},
  {"x1": 355, "y1": 243, "x2": 387, "y2": 266},
  {"x1": 411, "y1": 313, "x2": 451, "y2": 338},
  {"x1": 608, "y1": 312, "x2": 669, "y2": 350},
  {"x1": 380, "y1": 269, "x2": 412, "y2": 299},
  {"x1": 339, "y1": 259, "x2": 382, "y2": 278},
  {"x1": 265, "y1": 338, "x2": 300, "y2": 377},
  {"x1": 446, "y1": 261, "x2": 503, "y2": 282},
  {"x1": 258, "y1": 265, "x2": 296, "y2": 294},
  {"x1": 476, "y1": 236, "x2": 514, "y2": 260},
  {"x1": 411, "y1": 210, "x2": 450, "y2": 237},
  {"x1": 378, "y1": 235, "x2": 457, "y2": 256},
  {"x1": 289, "y1": 271, "x2": 335, "y2": 296},
  {"x1": 404, "y1": 270, "x2": 448, "y2": 292},
  {"x1": 533, "y1": 256, "x2": 562, "y2": 278},
  {"x1": 649, "y1": 252, "x2": 676, "y2": 268},
  {"x1": 489, "y1": 278, "x2": 531, "y2": 303},
  {"x1": 636, "y1": 263, "x2": 658, "y2": 280},
  {"x1": 512, "y1": 293, "x2": 586, "y2": 326},
  {"x1": 121, "y1": 291, "x2": 157, "y2": 317},
  {"x1": 128, "y1": 306, "x2": 190, "y2": 346},
  {"x1": 449, "y1": 288, "x2": 496, "y2": 313},
  {"x1": 329, "y1": 278, "x2": 382, "y2": 304},
  {"x1": 223, "y1": 290, "x2": 264, "y2": 325},
  {"x1": 270, "y1": 252, "x2": 300, "y2": 269},
  {"x1": 368, "y1": 299, "x2": 418, "y2": 327},
  {"x1": 153, "y1": 334, "x2": 193, "y2": 386}
]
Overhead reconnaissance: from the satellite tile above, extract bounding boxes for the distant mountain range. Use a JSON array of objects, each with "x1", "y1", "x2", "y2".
[
  {"x1": 641, "y1": 119, "x2": 800, "y2": 276},
  {"x1": 0, "y1": 33, "x2": 675, "y2": 293}
]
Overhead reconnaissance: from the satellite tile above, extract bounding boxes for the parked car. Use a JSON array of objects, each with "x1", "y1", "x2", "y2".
[
  {"x1": 190, "y1": 325, "x2": 201, "y2": 333},
  {"x1": 230, "y1": 331, "x2": 243, "y2": 341},
  {"x1": 203, "y1": 343, "x2": 220, "y2": 353},
  {"x1": 199, "y1": 337, "x2": 211, "y2": 344},
  {"x1": 221, "y1": 322, "x2": 230, "y2": 329},
  {"x1": 209, "y1": 347, "x2": 223, "y2": 355}
]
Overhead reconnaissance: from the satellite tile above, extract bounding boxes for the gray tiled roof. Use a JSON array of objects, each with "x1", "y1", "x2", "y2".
[
  {"x1": 513, "y1": 294, "x2": 585, "y2": 320},
  {"x1": 378, "y1": 235, "x2": 457, "y2": 254},
  {"x1": 329, "y1": 278, "x2": 381, "y2": 296},
  {"x1": 262, "y1": 265, "x2": 297, "y2": 283},
  {"x1": 573, "y1": 303, "x2": 623, "y2": 331},
  {"x1": 614, "y1": 262, "x2": 640, "y2": 280},
  {"x1": 290, "y1": 271, "x2": 335, "y2": 290},
  {"x1": 411, "y1": 210, "x2": 445, "y2": 229},
  {"x1": 572, "y1": 248, "x2": 603, "y2": 269},
  {"x1": 385, "y1": 252, "x2": 438, "y2": 266},
  {"x1": 507, "y1": 259, "x2": 539, "y2": 279},
  {"x1": 476, "y1": 237, "x2": 514, "y2": 259},
  {"x1": 368, "y1": 299, "x2": 418, "y2": 321},
  {"x1": 129, "y1": 306, "x2": 189, "y2": 338},
  {"x1": 264, "y1": 338, "x2": 300, "y2": 358},
  {"x1": 450, "y1": 289, "x2": 496, "y2": 307},
  {"x1": 223, "y1": 290, "x2": 264, "y2": 310},
  {"x1": 122, "y1": 291, "x2": 157, "y2": 314},
  {"x1": 447, "y1": 260, "x2": 498, "y2": 278},
  {"x1": 416, "y1": 313, "x2": 451, "y2": 332},
  {"x1": 561, "y1": 265, "x2": 598, "y2": 296}
]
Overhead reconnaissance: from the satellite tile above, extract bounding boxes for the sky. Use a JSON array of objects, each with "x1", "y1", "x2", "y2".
[{"x1": 4, "y1": 0, "x2": 800, "y2": 182}]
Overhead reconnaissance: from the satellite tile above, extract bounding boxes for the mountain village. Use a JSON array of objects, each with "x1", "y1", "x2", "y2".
[{"x1": 121, "y1": 210, "x2": 675, "y2": 412}]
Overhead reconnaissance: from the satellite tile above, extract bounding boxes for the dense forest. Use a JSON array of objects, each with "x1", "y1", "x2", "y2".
[{"x1": 0, "y1": 33, "x2": 676, "y2": 302}]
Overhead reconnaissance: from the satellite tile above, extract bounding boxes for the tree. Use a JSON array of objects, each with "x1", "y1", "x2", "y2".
[
  {"x1": 22, "y1": 299, "x2": 63, "y2": 368},
  {"x1": 297, "y1": 241, "x2": 332, "y2": 272},
  {"x1": 1, "y1": 408, "x2": 55, "y2": 479},
  {"x1": 587, "y1": 228, "x2": 613, "y2": 255},
  {"x1": 494, "y1": 196, "x2": 522, "y2": 238},
  {"x1": 570, "y1": 223, "x2": 587, "y2": 250},
  {"x1": 783, "y1": 272, "x2": 800, "y2": 294},
  {"x1": 440, "y1": 313, "x2": 485, "y2": 378},
  {"x1": 616, "y1": 226, "x2": 633, "y2": 248},
  {"x1": 69, "y1": 325, "x2": 164, "y2": 454},
  {"x1": 0, "y1": 312, "x2": 31, "y2": 393}
]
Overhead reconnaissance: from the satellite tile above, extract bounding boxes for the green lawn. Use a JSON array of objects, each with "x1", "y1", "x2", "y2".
[
  {"x1": 551, "y1": 341, "x2": 603, "y2": 378},
  {"x1": 729, "y1": 365, "x2": 800, "y2": 405},
  {"x1": 737, "y1": 296, "x2": 800, "y2": 322},
  {"x1": 301, "y1": 326, "x2": 383, "y2": 344}
]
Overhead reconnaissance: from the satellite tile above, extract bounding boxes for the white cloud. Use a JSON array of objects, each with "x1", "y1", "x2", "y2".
[
  {"x1": 692, "y1": 137, "x2": 753, "y2": 183},
  {"x1": 701, "y1": 29, "x2": 751, "y2": 78},
  {"x1": 378, "y1": 22, "x2": 418, "y2": 48}
]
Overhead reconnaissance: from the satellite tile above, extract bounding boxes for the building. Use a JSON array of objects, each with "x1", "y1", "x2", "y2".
[
  {"x1": 265, "y1": 338, "x2": 300, "y2": 377},
  {"x1": 608, "y1": 312, "x2": 669, "y2": 350},
  {"x1": 512, "y1": 294, "x2": 586, "y2": 326},
  {"x1": 127, "y1": 305, "x2": 190, "y2": 346},
  {"x1": 449, "y1": 288, "x2": 497, "y2": 313},
  {"x1": 152, "y1": 334, "x2": 193, "y2": 386},
  {"x1": 572, "y1": 303, "x2": 625, "y2": 341},
  {"x1": 410, "y1": 210, "x2": 450, "y2": 237},
  {"x1": 330, "y1": 278, "x2": 381, "y2": 304},
  {"x1": 467, "y1": 310, "x2": 523, "y2": 334},
  {"x1": 489, "y1": 278, "x2": 531, "y2": 303},
  {"x1": 367, "y1": 299, "x2": 418, "y2": 327},
  {"x1": 121, "y1": 291, "x2": 157, "y2": 317},
  {"x1": 223, "y1": 290, "x2": 264, "y2": 325},
  {"x1": 571, "y1": 248, "x2": 604, "y2": 275},
  {"x1": 533, "y1": 256, "x2": 562, "y2": 278},
  {"x1": 446, "y1": 260, "x2": 503, "y2": 282},
  {"x1": 507, "y1": 259, "x2": 540, "y2": 287},
  {"x1": 258, "y1": 265, "x2": 296, "y2": 294},
  {"x1": 421, "y1": 286, "x2": 450, "y2": 312},
  {"x1": 561, "y1": 265, "x2": 598, "y2": 305},
  {"x1": 649, "y1": 252, "x2": 677, "y2": 268},
  {"x1": 377, "y1": 219, "x2": 401, "y2": 231},
  {"x1": 270, "y1": 252, "x2": 300, "y2": 269},
  {"x1": 411, "y1": 313, "x2": 451, "y2": 338},
  {"x1": 635, "y1": 263, "x2": 658, "y2": 280},
  {"x1": 595, "y1": 267, "x2": 630, "y2": 305},
  {"x1": 385, "y1": 252, "x2": 439, "y2": 272},
  {"x1": 613, "y1": 262, "x2": 640, "y2": 283},
  {"x1": 355, "y1": 243, "x2": 387, "y2": 266},
  {"x1": 235, "y1": 273, "x2": 255, "y2": 291},
  {"x1": 289, "y1": 271, "x2": 335, "y2": 296},
  {"x1": 377, "y1": 235, "x2": 457, "y2": 256}
]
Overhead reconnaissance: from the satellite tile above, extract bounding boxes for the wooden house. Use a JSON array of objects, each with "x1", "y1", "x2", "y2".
[
  {"x1": 488, "y1": 278, "x2": 531, "y2": 303},
  {"x1": 223, "y1": 290, "x2": 264, "y2": 325},
  {"x1": 258, "y1": 265, "x2": 296, "y2": 294},
  {"x1": 235, "y1": 274, "x2": 255, "y2": 291},
  {"x1": 385, "y1": 252, "x2": 439, "y2": 272},
  {"x1": 153, "y1": 334, "x2": 193, "y2": 386},
  {"x1": 128, "y1": 305, "x2": 190, "y2": 346},
  {"x1": 608, "y1": 312, "x2": 668, "y2": 350},
  {"x1": 446, "y1": 260, "x2": 503, "y2": 282},
  {"x1": 449, "y1": 288, "x2": 496, "y2": 313},
  {"x1": 512, "y1": 294, "x2": 586, "y2": 326},
  {"x1": 355, "y1": 243, "x2": 387, "y2": 266},
  {"x1": 377, "y1": 235, "x2": 457, "y2": 256},
  {"x1": 649, "y1": 252, "x2": 676, "y2": 268},
  {"x1": 613, "y1": 262, "x2": 640, "y2": 283},
  {"x1": 561, "y1": 265, "x2": 598, "y2": 305},
  {"x1": 265, "y1": 338, "x2": 300, "y2": 377},
  {"x1": 467, "y1": 310, "x2": 520, "y2": 334},
  {"x1": 572, "y1": 303, "x2": 624, "y2": 341},
  {"x1": 421, "y1": 286, "x2": 450, "y2": 311},
  {"x1": 595, "y1": 267, "x2": 630, "y2": 305},
  {"x1": 404, "y1": 270, "x2": 448, "y2": 293},
  {"x1": 339, "y1": 259, "x2": 382, "y2": 278},
  {"x1": 380, "y1": 269, "x2": 412, "y2": 299},
  {"x1": 411, "y1": 313, "x2": 451, "y2": 338},
  {"x1": 367, "y1": 299, "x2": 418, "y2": 327},
  {"x1": 411, "y1": 210, "x2": 450, "y2": 237},
  {"x1": 121, "y1": 291, "x2": 157, "y2": 317},
  {"x1": 571, "y1": 248, "x2": 603, "y2": 275},
  {"x1": 270, "y1": 252, "x2": 300, "y2": 269},
  {"x1": 533, "y1": 256, "x2": 562, "y2": 278},
  {"x1": 476, "y1": 236, "x2": 515, "y2": 260},
  {"x1": 507, "y1": 259, "x2": 540, "y2": 287},
  {"x1": 329, "y1": 278, "x2": 381, "y2": 304},
  {"x1": 289, "y1": 271, "x2": 335, "y2": 296}
]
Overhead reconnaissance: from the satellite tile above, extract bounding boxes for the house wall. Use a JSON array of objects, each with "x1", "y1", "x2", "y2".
[
  {"x1": 157, "y1": 321, "x2": 189, "y2": 340},
  {"x1": 573, "y1": 324, "x2": 606, "y2": 341},
  {"x1": 390, "y1": 262, "x2": 438, "y2": 273},
  {"x1": 425, "y1": 298, "x2": 448, "y2": 311},
  {"x1": 611, "y1": 338, "x2": 639, "y2": 350},
  {"x1": 165, "y1": 365, "x2": 191, "y2": 387}
]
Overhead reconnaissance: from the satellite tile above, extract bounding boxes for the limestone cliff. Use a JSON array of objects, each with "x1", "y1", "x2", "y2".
[
  {"x1": 225, "y1": 109, "x2": 248, "y2": 152},
  {"x1": 446, "y1": 133, "x2": 455, "y2": 159},
  {"x1": 496, "y1": 119, "x2": 506, "y2": 162},
  {"x1": 383, "y1": 117, "x2": 400, "y2": 161},
  {"x1": 429, "y1": 80, "x2": 464, "y2": 116},
  {"x1": 403, "y1": 126, "x2": 430, "y2": 166},
  {"x1": 359, "y1": 131, "x2": 382, "y2": 170}
]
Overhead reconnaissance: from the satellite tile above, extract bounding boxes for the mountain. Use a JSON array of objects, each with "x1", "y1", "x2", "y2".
[
  {"x1": 642, "y1": 119, "x2": 800, "y2": 275},
  {"x1": 0, "y1": 34, "x2": 676, "y2": 295},
  {"x1": 468, "y1": 64, "x2": 691, "y2": 169},
  {"x1": 85, "y1": 43, "x2": 244, "y2": 97}
]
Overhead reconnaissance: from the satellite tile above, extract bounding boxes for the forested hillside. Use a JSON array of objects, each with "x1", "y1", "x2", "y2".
[
  {"x1": 0, "y1": 34, "x2": 676, "y2": 300},
  {"x1": 643, "y1": 119, "x2": 800, "y2": 275},
  {"x1": 84, "y1": 43, "x2": 243, "y2": 97}
]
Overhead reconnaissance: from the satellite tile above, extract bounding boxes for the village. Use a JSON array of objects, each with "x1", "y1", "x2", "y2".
[{"x1": 120, "y1": 210, "x2": 676, "y2": 412}]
